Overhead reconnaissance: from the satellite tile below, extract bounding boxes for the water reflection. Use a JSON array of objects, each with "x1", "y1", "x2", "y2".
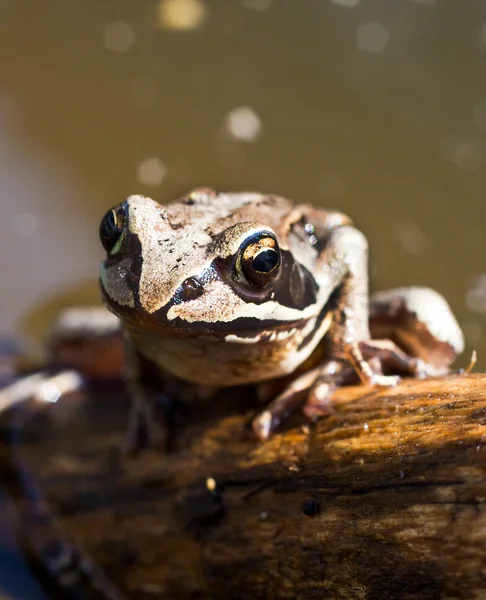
[
  {"x1": 103, "y1": 20, "x2": 136, "y2": 54},
  {"x1": 137, "y1": 157, "x2": 167, "y2": 186},
  {"x1": 356, "y1": 20, "x2": 391, "y2": 54},
  {"x1": 157, "y1": 0, "x2": 207, "y2": 31},
  {"x1": 225, "y1": 105, "x2": 262, "y2": 142}
]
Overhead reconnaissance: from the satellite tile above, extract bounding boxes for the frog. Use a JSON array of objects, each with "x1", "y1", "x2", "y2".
[{"x1": 95, "y1": 187, "x2": 464, "y2": 452}]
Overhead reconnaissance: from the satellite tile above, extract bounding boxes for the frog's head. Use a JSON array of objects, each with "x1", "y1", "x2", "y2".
[{"x1": 98, "y1": 189, "x2": 320, "y2": 341}]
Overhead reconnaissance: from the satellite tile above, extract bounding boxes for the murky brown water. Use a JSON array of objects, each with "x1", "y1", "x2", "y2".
[
  {"x1": 1, "y1": 0, "x2": 486, "y2": 363},
  {"x1": 1, "y1": 0, "x2": 486, "y2": 595}
]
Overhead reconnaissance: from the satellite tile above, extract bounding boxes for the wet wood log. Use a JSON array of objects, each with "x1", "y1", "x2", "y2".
[{"x1": 14, "y1": 373, "x2": 486, "y2": 599}]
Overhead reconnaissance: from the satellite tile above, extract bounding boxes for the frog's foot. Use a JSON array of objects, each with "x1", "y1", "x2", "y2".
[
  {"x1": 252, "y1": 360, "x2": 356, "y2": 441},
  {"x1": 301, "y1": 342, "x2": 408, "y2": 421},
  {"x1": 345, "y1": 339, "x2": 438, "y2": 387},
  {"x1": 251, "y1": 338, "x2": 440, "y2": 441}
]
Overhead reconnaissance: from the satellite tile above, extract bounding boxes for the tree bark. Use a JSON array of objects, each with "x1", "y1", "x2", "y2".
[{"x1": 12, "y1": 373, "x2": 486, "y2": 599}]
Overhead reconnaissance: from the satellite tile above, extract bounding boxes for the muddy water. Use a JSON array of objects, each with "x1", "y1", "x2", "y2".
[{"x1": 1, "y1": 0, "x2": 486, "y2": 595}]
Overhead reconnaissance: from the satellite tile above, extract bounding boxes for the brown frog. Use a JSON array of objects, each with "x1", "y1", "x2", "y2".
[{"x1": 92, "y1": 187, "x2": 464, "y2": 451}]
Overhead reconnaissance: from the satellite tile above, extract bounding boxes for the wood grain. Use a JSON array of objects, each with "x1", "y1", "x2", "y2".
[{"x1": 15, "y1": 373, "x2": 486, "y2": 599}]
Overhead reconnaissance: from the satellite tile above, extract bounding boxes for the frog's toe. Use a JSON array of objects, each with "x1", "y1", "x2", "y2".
[
  {"x1": 252, "y1": 410, "x2": 275, "y2": 442},
  {"x1": 302, "y1": 381, "x2": 335, "y2": 418},
  {"x1": 367, "y1": 373, "x2": 401, "y2": 388}
]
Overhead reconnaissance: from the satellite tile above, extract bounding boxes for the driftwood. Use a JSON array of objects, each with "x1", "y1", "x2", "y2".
[{"x1": 9, "y1": 372, "x2": 486, "y2": 599}]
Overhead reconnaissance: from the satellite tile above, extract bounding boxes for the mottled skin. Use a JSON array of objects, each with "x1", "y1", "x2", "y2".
[{"x1": 98, "y1": 188, "x2": 464, "y2": 450}]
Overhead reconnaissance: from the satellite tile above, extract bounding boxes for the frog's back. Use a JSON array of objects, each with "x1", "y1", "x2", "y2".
[{"x1": 164, "y1": 188, "x2": 296, "y2": 240}]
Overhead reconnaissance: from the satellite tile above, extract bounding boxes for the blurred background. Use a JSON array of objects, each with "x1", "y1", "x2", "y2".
[
  {"x1": 1, "y1": 0, "x2": 486, "y2": 596},
  {"x1": 1, "y1": 0, "x2": 486, "y2": 366}
]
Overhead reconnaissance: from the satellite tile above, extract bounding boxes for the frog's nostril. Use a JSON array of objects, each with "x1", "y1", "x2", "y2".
[{"x1": 180, "y1": 277, "x2": 204, "y2": 302}]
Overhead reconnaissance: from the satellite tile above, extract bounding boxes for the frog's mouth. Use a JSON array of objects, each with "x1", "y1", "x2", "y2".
[
  {"x1": 220, "y1": 310, "x2": 333, "y2": 349},
  {"x1": 102, "y1": 272, "x2": 333, "y2": 356}
]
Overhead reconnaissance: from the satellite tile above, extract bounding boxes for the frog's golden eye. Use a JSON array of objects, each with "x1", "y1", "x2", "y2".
[
  {"x1": 238, "y1": 232, "x2": 281, "y2": 288},
  {"x1": 99, "y1": 203, "x2": 127, "y2": 255}
]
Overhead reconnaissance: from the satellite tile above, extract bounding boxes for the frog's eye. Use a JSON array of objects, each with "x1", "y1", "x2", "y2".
[
  {"x1": 238, "y1": 232, "x2": 281, "y2": 288},
  {"x1": 99, "y1": 203, "x2": 127, "y2": 255}
]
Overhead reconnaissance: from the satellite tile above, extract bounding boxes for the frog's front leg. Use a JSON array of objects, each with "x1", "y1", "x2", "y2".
[
  {"x1": 317, "y1": 226, "x2": 415, "y2": 387},
  {"x1": 123, "y1": 340, "x2": 211, "y2": 455},
  {"x1": 253, "y1": 285, "x2": 464, "y2": 439},
  {"x1": 252, "y1": 228, "x2": 464, "y2": 440},
  {"x1": 252, "y1": 359, "x2": 357, "y2": 440},
  {"x1": 310, "y1": 224, "x2": 426, "y2": 391},
  {"x1": 123, "y1": 337, "x2": 217, "y2": 455},
  {"x1": 252, "y1": 224, "x2": 387, "y2": 440},
  {"x1": 123, "y1": 337, "x2": 171, "y2": 455},
  {"x1": 252, "y1": 345, "x2": 430, "y2": 441}
]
